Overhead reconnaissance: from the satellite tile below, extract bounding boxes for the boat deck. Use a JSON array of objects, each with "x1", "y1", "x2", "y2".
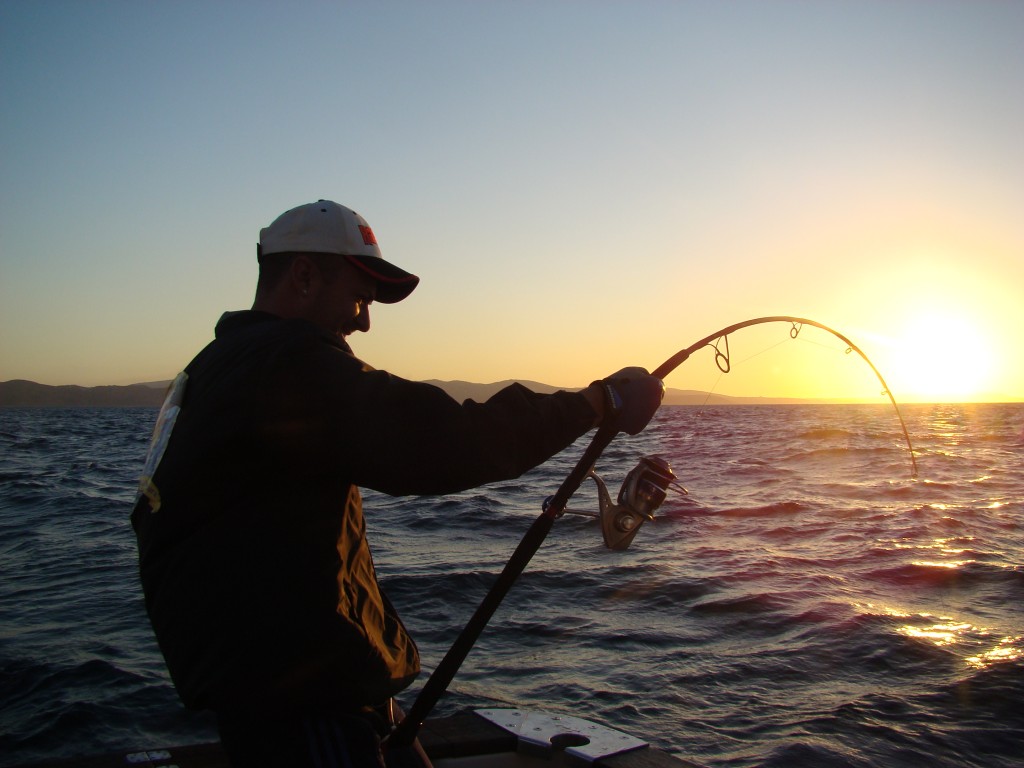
[{"x1": 18, "y1": 711, "x2": 705, "y2": 768}]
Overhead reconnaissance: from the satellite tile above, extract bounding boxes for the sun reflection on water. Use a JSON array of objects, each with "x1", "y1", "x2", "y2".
[
  {"x1": 898, "y1": 620, "x2": 973, "y2": 646},
  {"x1": 855, "y1": 602, "x2": 1021, "y2": 670},
  {"x1": 966, "y1": 636, "x2": 1024, "y2": 669},
  {"x1": 911, "y1": 560, "x2": 971, "y2": 569}
]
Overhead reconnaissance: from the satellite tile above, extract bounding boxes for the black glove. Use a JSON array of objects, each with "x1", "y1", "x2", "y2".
[{"x1": 596, "y1": 367, "x2": 664, "y2": 435}]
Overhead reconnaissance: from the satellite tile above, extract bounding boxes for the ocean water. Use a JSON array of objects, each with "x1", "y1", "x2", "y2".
[{"x1": 1, "y1": 403, "x2": 1022, "y2": 767}]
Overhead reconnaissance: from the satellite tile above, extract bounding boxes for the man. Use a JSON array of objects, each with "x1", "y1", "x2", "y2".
[{"x1": 132, "y1": 200, "x2": 663, "y2": 767}]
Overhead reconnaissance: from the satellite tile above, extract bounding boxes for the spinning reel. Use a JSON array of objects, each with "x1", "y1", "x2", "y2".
[{"x1": 563, "y1": 454, "x2": 687, "y2": 550}]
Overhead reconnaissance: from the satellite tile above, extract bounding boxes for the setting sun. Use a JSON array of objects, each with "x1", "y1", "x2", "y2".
[{"x1": 885, "y1": 309, "x2": 997, "y2": 403}]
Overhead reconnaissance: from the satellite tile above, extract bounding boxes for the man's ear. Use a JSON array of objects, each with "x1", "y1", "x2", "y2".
[{"x1": 289, "y1": 254, "x2": 316, "y2": 296}]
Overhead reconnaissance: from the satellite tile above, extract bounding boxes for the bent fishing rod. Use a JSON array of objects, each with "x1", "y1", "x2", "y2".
[{"x1": 387, "y1": 315, "x2": 917, "y2": 748}]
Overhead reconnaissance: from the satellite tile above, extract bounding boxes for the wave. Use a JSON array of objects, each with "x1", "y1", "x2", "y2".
[
  {"x1": 785, "y1": 658, "x2": 1024, "y2": 768},
  {"x1": 715, "y1": 500, "x2": 810, "y2": 517},
  {"x1": 861, "y1": 560, "x2": 1024, "y2": 589},
  {"x1": 690, "y1": 592, "x2": 785, "y2": 615},
  {"x1": 0, "y1": 656, "x2": 217, "y2": 768}
]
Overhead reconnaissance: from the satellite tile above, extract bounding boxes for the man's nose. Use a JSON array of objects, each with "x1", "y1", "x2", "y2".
[{"x1": 355, "y1": 304, "x2": 371, "y2": 333}]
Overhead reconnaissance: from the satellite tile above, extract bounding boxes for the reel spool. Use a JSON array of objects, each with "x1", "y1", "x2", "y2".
[{"x1": 577, "y1": 455, "x2": 687, "y2": 550}]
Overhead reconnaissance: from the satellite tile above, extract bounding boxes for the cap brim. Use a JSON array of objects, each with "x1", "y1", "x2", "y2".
[{"x1": 344, "y1": 255, "x2": 420, "y2": 304}]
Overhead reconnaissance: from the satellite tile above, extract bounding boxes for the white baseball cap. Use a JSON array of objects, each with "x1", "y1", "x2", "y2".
[{"x1": 258, "y1": 200, "x2": 419, "y2": 303}]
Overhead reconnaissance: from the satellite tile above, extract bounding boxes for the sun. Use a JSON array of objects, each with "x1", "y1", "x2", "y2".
[{"x1": 886, "y1": 308, "x2": 996, "y2": 402}]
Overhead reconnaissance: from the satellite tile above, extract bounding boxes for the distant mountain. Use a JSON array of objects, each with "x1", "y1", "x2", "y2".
[
  {"x1": 421, "y1": 379, "x2": 565, "y2": 403},
  {"x1": 0, "y1": 379, "x2": 169, "y2": 408},
  {"x1": 2, "y1": 378, "x2": 825, "y2": 408}
]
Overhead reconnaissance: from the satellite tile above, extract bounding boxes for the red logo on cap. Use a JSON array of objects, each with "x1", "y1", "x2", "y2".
[{"x1": 359, "y1": 225, "x2": 378, "y2": 246}]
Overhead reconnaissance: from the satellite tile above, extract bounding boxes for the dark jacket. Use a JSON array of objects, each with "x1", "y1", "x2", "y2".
[{"x1": 132, "y1": 310, "x2": 596, "y2": 715}]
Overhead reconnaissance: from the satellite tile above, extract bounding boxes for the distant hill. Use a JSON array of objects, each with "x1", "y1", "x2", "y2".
[
  {"x1": 1, "y1": 378, "x2": 817, "y2": 408},
  {"x1": 0, "y1": 380, "x2": 169, "y2": 407}
]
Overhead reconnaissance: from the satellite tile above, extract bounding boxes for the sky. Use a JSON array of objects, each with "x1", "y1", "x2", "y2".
[{"x1": 1, "y1": 1, "x2": 1021, "y2": 403}]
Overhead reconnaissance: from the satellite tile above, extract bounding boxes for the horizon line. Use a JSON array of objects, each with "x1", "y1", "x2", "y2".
[{"x1": 1, "y1": 377, "x2": 1020, "y2": 407}]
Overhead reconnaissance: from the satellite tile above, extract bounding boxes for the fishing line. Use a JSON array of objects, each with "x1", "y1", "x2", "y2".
[
  {"x1": 734, "y1": 336, "x2": 790, "y2": 365},
  {"x1": 387, "y1": 314, "x2": 917, "y2": 749},
  {"x1": 710, "y1": 324, "x2": 882, "y2": 394}
]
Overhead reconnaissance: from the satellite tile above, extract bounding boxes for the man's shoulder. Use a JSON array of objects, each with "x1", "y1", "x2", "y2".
[
  {"x1": 180, "y1": 312, "x2": 363, "y2": 409},
  {"x1": 213, "y1": 310, "x2": 350, "y2": 349},
  {"x1": 214, "y1": 309, "x2": 300, "y2": 338}
]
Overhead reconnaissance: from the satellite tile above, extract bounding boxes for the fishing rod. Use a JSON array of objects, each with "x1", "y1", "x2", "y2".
[
  {"x1": 654, "y1": 315, "x2": 917, "y2": 477},
  {"x1": 386, "y1": 315, "x2": 916, "y2": 748}
]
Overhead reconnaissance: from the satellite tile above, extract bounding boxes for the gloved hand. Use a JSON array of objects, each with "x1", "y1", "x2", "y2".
[{"x1": 596, "y1": 367, "x2": 665, "y2": 435}]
